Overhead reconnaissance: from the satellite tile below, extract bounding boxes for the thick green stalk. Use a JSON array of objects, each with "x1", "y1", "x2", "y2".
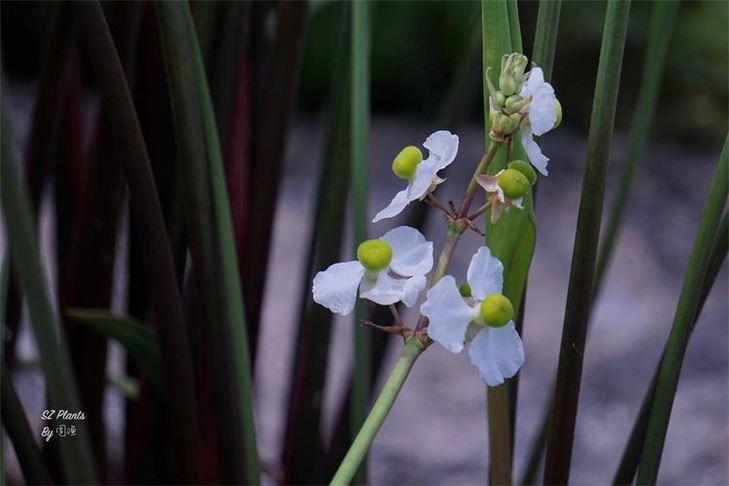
[
  {"x1": 637, "y1": 139, "x2": 728, "y2": 484},
  {"x1": 1, "y1": 110, "x2": 98, "y2": 484},
  {"x1": 613, "y1": 212, "x2": 727, "y2": 485},
  {"x1": 351, "y1": 0, "x2": 371, "y2": 482},
  {"x1": 594, "y1": 0, "x2": 680, "y2": 294},
  {"x1": 331, "y1": 338, "x2": 425, "y2": 485},
  {"x1": 543, "y1": 1, "x2": 631, "y2": 483}
]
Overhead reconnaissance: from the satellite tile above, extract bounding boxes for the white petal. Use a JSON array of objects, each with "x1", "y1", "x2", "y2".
[
  {"x1": 422, "y1": 130, "x2": 459, "y2": 171},
  {"x1": 476, "y1": 173, "x2": 501, "y2": 194},
  {"x1": 312, "y1": 261, "x2": 365, "y2": 315},
  {"x1": 467, "y1": 322, "x2": 525, "y2": 386},
  {"x1": 372, "y1": 187, "x2": 411, "y2": 222},
  {"x1": 521, "y1": 68, "x2": 557, "y2": 136},
  {"x1": 360, "y1": 272, "x2": 406, "y2": 306},
  {"x1": 407, "y1": 130, "x2": 460, "y2": 200},
  {"x1": 382, "y1": 226, "x2": 433, "y2": 277},
  {"x1": 407, "y1": 156, "x2": 441, "y2": 200},
  {"x1": 521, "y1": 127, "x2": 549, "y2": 176},
  {"x1": 401, "y1": 275, "x2": 426, "y2": 307},
  {"x1": 466, "y1": 246, "x2": 504, "y2": 300},
  {"x1": 421, "y1": 276, "x2": 478, "y2": 353}
]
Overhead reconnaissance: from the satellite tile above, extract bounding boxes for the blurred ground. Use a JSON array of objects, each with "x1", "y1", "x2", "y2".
[{"x1": 257, "y1": 117, "x2": 728, "y2": 485}]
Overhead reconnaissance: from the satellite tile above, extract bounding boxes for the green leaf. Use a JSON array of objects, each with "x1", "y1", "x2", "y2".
[
  {"x1": 543, "y1": 1, "x2": 632, "y2": 483},
  {"x1": 74, "y1": 2, "x2": 203, "y2": 481},
  {"x1": 1, "y1": 103, "x2": 98, "y2": 484},
  {"x1": 594, "y1": 0, "x2": 680, "y2": 294},
  {"x1": 351, "y1": 0, "x2": 371, "y2": 482},
  {"x1": 67, "y1": 309, "x2": 162, "y2": 391},
  {"x1": 637, "y1": 138, "x2": 728, "y2": 484},
  {"x1": 283, "y1": 3, "x2": 352, "y2": 482},
  {"x1": 155, "y1": 1, "x2": 261, "y2": 482},
  {"x1": 1, "y1": 370, "x2": 51, "y2": 485}
]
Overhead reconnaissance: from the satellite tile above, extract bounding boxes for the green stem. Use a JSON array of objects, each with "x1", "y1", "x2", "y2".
[
  {"x1": 458, "y1": 140, "x2": 501, "y2": 217},
  {"x1": 330, "y1": 338, "x2": 425, "y2": 486},
  {"x1": 432, "y1": 226, "x2": 464, "y2": 284}
]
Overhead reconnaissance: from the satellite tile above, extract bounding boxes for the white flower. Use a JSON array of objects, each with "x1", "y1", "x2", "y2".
[
  {"x1": 372, "y1": 130, "x2": 459, "y2": 222},
  {"x1": 420, "y1": 247, "x2": 524, "y2": 386},
  {"x1": 312, "y1": 226, "x2": 433, "y2": 315},
  {"x1": 519, "y1": 67, "x2": 557, "y2": 176}
]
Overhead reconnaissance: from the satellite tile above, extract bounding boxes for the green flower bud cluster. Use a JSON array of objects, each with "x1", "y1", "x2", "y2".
[
  {"x1": 357, "y1": 239, "x2": 392, "y2": 272},
  {"x1": 486, "y1": 53, "x2": 529, "y2": 140},
  {"x1": 499, "y1": 53, "x2": 528, "y2": 96},
  {"x1": 459, "y1": 283, "x2": 472, "y2": 298},
  {"x1": 479, "y1": 293, "x2": 514, "y2": 327}
]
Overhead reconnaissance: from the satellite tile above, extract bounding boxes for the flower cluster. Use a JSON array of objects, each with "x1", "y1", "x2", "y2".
[{"x1": 312, "y1": 53, "x2": 560, "y2": 385}]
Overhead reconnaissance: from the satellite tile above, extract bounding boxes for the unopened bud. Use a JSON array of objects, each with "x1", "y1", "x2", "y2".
[
  {"x1": 392, "y1": 146, "x2": 423, "y2": 180},
  {"x1": 499, "y1": 53, "x2": 528, "y2": 96},
  {"x1": 498, "y1": 168, "x2": 530, "y2": 199},
  {"x1": 504, "y1": 95, "x2": 529, "y2": 115},
  {"x1": 357, "y1": 239, "x2": 392, "y2": 272},
  {"x1": 479, "y1": 293, "x2": 513, "y2": 327},
  {"x1": 508, "y1": 160, "x2": 537, "y2": 186},
  {"x1": 492, "y1": 91, "x2": 506, "y2": 108},
  {"x1": 491, "y1": 112, "x2": 521, "y2": 138}
]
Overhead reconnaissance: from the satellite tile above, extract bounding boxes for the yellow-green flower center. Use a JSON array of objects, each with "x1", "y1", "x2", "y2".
[
  {"x1": 507, "y1": 160, "x2": 537, "y2": 186},
  {"x1": 498, "y1": 168, "x2": 530, "y2": 199},
  {"x1": 357, "y1": 239, "x2": 393, "y2": 272},
  {"x1": 479, "y1": 293, "x2": 513, "y2": 327},
  {"x1": 392, "y1": 146, "x2": 423, "y2": 180}
]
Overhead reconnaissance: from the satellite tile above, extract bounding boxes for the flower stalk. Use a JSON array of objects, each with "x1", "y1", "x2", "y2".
[{"x1": 330, "y1": 337, "x2": 426, "y2": 486}]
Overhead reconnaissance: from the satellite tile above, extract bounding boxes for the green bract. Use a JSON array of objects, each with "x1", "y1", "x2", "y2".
[
  {"x1": 554, "y1": 99, "x2": 563, "y2": 128},
  {"x1": 357, "y1": 239, "x2": 393, "y2": 272},
  {"x1": 459, "y1": 283, "x2": 472, "y2": 298},
  {"x1": 479, "y1": 293, "x2": 514, "y2": 327},
  {"x1": 391, "y1": 145, "x2": 423, "y2": 180},
  {"x1": 508, "y1": 160, "x2": 538, "y2": 186},
  {"x1": 498, "y1": 168, "x2": 530, "y2": 199}
]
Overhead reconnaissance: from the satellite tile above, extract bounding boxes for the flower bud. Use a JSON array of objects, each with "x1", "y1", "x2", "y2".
[
  {"x1": 357, "y1": 239, "x2": 392, "y2": 272},
  {"x1": 459, "y1": 283, "x2": 472, "y2": 298},
  {"x1": 392, "y1": 146, "x2": 423, "y2": 180},
  {"x1": 492, "y1": 90, "x2": 506, "y2": 108},
  {"x1": 498, "y1": 168, "x2": 530, "y2": 199},
  {"x1": 499, "y1": 53, "x2": 528, "y2": 96},
  {"x1": 554, "y1": 99, "x2": 563, "y2": 128},
  {"x1": 479, "y1": 293, "x2": 513, "y2": 327},
  {"x1": 508, "y1": 160, "x2": 537, "y2": 186},
  {"x1": 504, "y1": 94, "x2": 530, "y2": 115},
  {"x1": 491, "y1": 111, "x2": 521, "y2": 139}
]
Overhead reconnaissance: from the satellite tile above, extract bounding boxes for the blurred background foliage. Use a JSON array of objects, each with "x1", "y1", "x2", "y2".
[{"x1": 3, "y1": 1, "x2": 727, "y2": 143}]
